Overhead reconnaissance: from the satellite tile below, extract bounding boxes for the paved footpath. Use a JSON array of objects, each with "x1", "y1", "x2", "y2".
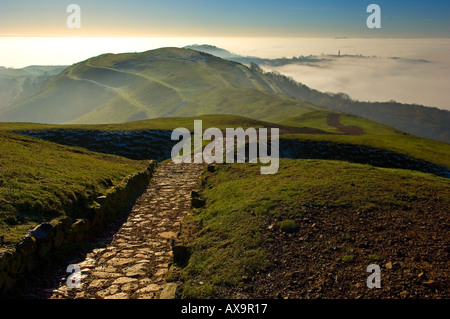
[{"x1": 49, "y1": 161, "x2": 204, "y2": 299}]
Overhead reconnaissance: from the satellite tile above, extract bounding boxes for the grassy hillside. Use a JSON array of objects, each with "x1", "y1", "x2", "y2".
[
  {"x1": 0, "y1": 114, "x2": 298, "y2": 132},
  {"x1": 1, "y1": 111, "x2": 448, "y2": 248},
  {"x1": 0, "y1": 66, "x2": 67, "y2": 112},
  {"x1": 0, "y1": 48, "x2": 322, "y2": 124},
  {"x1": 2, "y1": 113, "x2": 449, "y2": 169},
  {"x1": 263, "y1": 70, "x2": 450, "y2": 143},
  {"x1": 179, "y1": 159, "x2": 450, "y2": 298},
  {"x1": 280, "y1": 113, "x2": 450, "y2": 169},
  {"x1": 0, "y1": 131, "x2": 147, "y2": 249}
]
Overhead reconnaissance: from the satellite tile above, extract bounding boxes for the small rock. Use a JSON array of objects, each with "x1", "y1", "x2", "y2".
[
  {"x1": 112, "y1": 277, "x2": 137, "y2": 285},
  {"x1": 137, "y1": 284, "x2": 161, "y2": 294},
  {"x1": 74, "y1": 291, "x2": 86, "y2": 299},
  {"x1": 160, "y1": 283, "x2": 178, "y2": 299},
  {"x1": 91, "y1": 271, "x2": 121, "y2": 279},
  {"x1": 106, "y1": 257, "x2": 134, "y2": 266},
  {"x1": 137, "y1": 293, "x2": 155, "y2": 299},
  {"x1": 125, "y1": 264, "x2": 147, "y2": 277},
  {"x1": 154, "y1": 268, "x2": 168, "y2": 277},
  {"x1": 121, "y1": 283, "x2": 140, "y2": 292},
  {"x1": 96, "y1": 285, "x2": 119, "y2": 298},
  {"x1": 385, "y1": 262, "x2": 393, "y2": 269},
  {"x1": 159, "y1": 232, "x2": 177, "y2": 240},
  {"x1": 89, "y1": 279, "x2": 108, "y2": 289}
]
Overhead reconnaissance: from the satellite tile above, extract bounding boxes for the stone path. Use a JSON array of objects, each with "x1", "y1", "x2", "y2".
[{"x1": 49, "y1": 161, "x2": 204, "y2": 299}]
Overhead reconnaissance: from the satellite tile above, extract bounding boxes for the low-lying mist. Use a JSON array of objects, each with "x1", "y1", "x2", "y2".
[
  {"x1": 251, "y1": 38, "x2": 450, "y2": 111},
  {"x1": 262, "y1": 56, "x2": 450, "y2": 111}
]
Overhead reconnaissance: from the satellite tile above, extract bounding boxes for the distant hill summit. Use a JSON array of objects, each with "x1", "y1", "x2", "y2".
[
  {"x1": 183, "y1": 44, "x2": 237, "y2": 59},
  {"x1": 0, "y1": 47, "x2": 321, "y2": 124}
]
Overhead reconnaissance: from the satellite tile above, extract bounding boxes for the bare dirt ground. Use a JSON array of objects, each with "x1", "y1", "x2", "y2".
[
  {"x1": 327, "y1": 113, "x2": 365, "y2": 136},
  {"x1": 227, "y1": 200, "x2": 450, "y2": 299}
]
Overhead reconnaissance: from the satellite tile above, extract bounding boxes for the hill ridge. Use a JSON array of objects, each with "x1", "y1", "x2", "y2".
[{"x1": 0, "y1": 47, "x2": 320, "y2": 124}]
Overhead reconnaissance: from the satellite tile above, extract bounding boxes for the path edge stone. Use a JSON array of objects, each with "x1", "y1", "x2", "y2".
[{"x1": 0, "y1": 161, "x2": 158, "y2": 298}]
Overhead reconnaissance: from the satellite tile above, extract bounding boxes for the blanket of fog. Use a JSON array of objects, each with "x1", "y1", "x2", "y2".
[{"x1": 252, "y1": 38, "x2": 450, "y2": 111}]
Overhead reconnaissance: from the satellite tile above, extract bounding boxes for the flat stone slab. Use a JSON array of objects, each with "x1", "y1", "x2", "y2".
[
  {"x1": 159, "y1": 232, "x2": 177, "y2": 239},
  {"x1": 160, "y1": 283, "x2": 178, "y2": 299}
]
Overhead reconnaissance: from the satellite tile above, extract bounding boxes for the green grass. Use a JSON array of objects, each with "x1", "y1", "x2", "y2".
[
  {"x1": 369, "y1": 254, "x2": 381, "y2": 262},
  {"x1": 280, "y1": 111, "x2": 450, "y2": 168},
  {"x1": 341, "y1": 255, "x2": 355, "y2": 263},
  {"x1": 0, "y1": 131, "x2": 148, "y2": 248},
  {"x1": 281, "y1": 133, "x2": 450, "y2": 169},
  {"x1": 0, "y1": 47, "x2": 322, "y2": 124},
  {"x1": 0, "y1": 114, "x2": 275, "y2": 132},
  {"x1": 2, "y1": 111, "x2": 449, "y2": 169},
  {"x1": 279, "y1": 111, "x2": 340, "y2": 133},
  {"x1": 180, "y1": 159, "x2": 450, "y2": 298},
  {"x1": 278, "y1": 110, "x2": 450, "y2": 168}
]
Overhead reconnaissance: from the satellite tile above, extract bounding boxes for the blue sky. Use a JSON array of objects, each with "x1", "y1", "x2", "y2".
[{"x1": 0, "y1": 0, "x2": 449, "y2": 37}]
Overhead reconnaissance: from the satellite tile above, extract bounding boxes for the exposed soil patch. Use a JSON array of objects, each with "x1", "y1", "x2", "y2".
[
  {"x1": 224, "y1": 200, "x2": 450, "y2": 299},
  {"x1": 327, "y1": 113, "x2": 365, "y2": 136}
]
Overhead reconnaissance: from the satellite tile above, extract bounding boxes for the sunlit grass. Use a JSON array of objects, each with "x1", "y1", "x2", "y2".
[
  {"x1": 0, "y1": 131, "x2": 147, "y2": 247},
  {"x1": 180, "y1": 159, "x2": 450, "y2": 298}
]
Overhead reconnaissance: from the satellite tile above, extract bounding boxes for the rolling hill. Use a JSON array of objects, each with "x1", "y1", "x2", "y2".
[
  {"x1": 0, "y1": 48, "x2": 321, "y2": 125},
  {"x1": 1, "y1": 46, "x2": 448, "y2": 143},
  {"x1": 0, "y1": 65, "x2": 67, "y2": 112}
]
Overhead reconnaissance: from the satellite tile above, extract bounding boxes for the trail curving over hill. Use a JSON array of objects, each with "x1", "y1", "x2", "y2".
[{"x1": 327, "y1": 113, "x2": 365, "y2": 136}]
